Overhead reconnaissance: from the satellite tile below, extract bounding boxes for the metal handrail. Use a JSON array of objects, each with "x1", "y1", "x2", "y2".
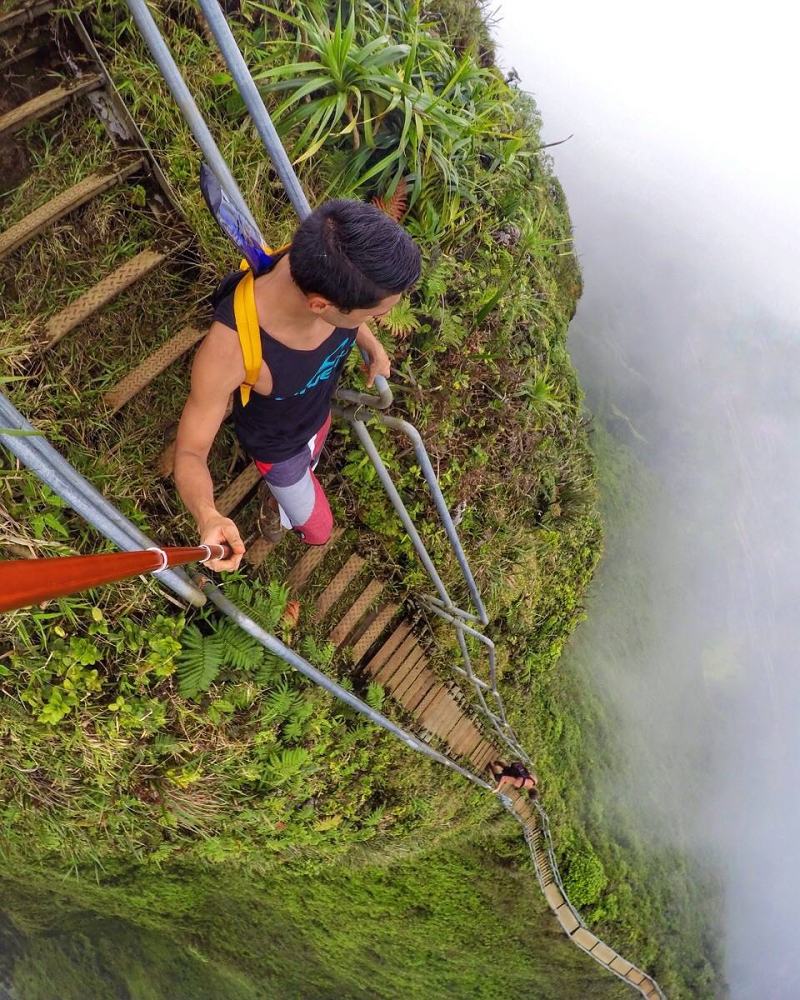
[
  {"x1": 195, "y1": 0, "x2": 309, "y2": 217},
  {"x1": 125, "y1": 0, "x2": 258, "y2": 235},
  {"x1": 379, "y1": 413, "x2": 488, "y2": 624}
]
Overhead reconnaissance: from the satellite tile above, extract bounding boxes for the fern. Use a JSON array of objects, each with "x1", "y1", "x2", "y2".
[
  {"x1": 378, "y1": 299, "x2": 419, "y2": 339},
  {"x1": 282, "y1": 719, "x2": 305, "y2": 741},
  {"x1": 435, "y1": 309, "x2": 466, "y2": 350},
  {"x1": 217, "y1": 622, "x2": 265, "y2": 670},
  {"x1": 266, "y1": 747, "x2": 313, "y2": 784},
  {"x1": 262, "y1": 680, "x2": 300, "y2": 723},
  {"x1": 366, "y1": 681, "x2": 385, "y2": 711},
  {"x1": 176, "y1": 625, "x2": 224, "y2": 699},
  {"x1": 254, "y1": 652, "x2": 288, "y2": 686},
  {"x1": 224, "y1": 579, "x2": 255, "y2": 606},
  {"x1": 251, "y1": 580, "x2": 290, "y2": 632},
  {"x1": 223, "y1": 578, "x2": 289, "y2": 633},
  {"x1": 420, "y1": 256, "x2": 453, "y2": 305},
  {"x1": 300, "y1": 634, "x2": 335, "y2": 668},
  {"x1": 268, "y1": 579, "x2": 290, "y2": 609},
  {"x1": 364, "y1": 804, "x2": 386, "y2": 827},
  {"x1": 292, "y1": 699, "x2": 315, "y2": 724}
]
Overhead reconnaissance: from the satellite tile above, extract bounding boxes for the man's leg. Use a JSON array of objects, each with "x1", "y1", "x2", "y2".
[{"x1": 254, "y1": 416, "x2": 333, "y2": 545}]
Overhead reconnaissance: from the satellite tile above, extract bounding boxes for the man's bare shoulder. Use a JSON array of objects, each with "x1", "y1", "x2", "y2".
[
  {"x1": 191, "y1": 321, "x2": 246, "y2": 395},
  {"x1": 202, "y1": 319, "x2": 242, "y2": 357}
]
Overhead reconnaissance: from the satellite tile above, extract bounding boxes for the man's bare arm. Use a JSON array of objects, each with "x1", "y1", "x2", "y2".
[{"x1": 174, "y1": 323, "x2": 246, "y2": 572}]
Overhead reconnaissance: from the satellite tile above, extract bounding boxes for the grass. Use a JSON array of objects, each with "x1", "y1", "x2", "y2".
[
  {"x1": 0, "y1": 824, "x2": 631, "y2": 1000},
  {"x1": 0, "y1": 0, "x2": 723, "y2": 996}
]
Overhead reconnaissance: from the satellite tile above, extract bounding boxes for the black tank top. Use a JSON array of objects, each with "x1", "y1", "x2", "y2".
[{"x1": 212, "y1": 269, "x2": 358, "y2": 463}]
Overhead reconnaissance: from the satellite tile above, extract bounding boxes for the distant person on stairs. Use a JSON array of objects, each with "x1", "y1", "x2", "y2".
[
  {"x1": 488, "y1": 760, "x2": 539, "y2": 797},
  {"x1": 174, "y1": 199, "x2": 421, "y2": 571}
]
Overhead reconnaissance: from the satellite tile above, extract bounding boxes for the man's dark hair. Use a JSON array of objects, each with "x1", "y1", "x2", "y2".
[{"x1": 289, "y1": 199, "x2": 421, "y2": 311}]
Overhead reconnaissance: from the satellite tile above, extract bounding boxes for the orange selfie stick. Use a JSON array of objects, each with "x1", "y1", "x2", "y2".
[{"x1": 0, "y1": 544, "x2": 233, "y2": 613}]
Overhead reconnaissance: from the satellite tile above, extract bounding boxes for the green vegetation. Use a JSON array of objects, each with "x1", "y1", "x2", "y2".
[
  {"x1": 0, "y1": 827, "x2": 630, "y2": 1000},
  {"x1": 0, "y1": 0, "x2": 722, "y2": 996},
  {"x1": 251, "y1": 0, "x2": 526, "y2": 231}
]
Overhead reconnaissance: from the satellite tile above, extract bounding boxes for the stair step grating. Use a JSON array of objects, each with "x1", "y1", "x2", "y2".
[
  {"x1": 350, "y1": 602, "x2": 400, "y2": 664},
  {"x1": 364, "y1": 621, "x2": 413, "y2": 675},
  {"x1": 314, "y1": 553, "x2": 366, "y2": 621},
  {"x1": 372, "y1": 633, "x2": 420, "y2": 687},
  {"x1": 401, "y1": 671, "x2": 439, "y2": 714},
  {"x1": 383, "y1": 648, "x2": 428, "y2": 698},
  {"x1": 0, "y1": 74, "x2": 102, "y2": 136},
  {"x1": 0, "y1": 160, "x2": 142, "y2": 261},
  {"x1": 284, "y1": 528, "x2": 343, "y2": 592},
  {"x1": 329, "y1": 578, "x2": 385, "y2": 648},
  {"x1": 104, "y1": 323, "x2": 204, "y2": 413},
  {"x1": 244, "y1": 537, "x2": 276, "y2": 568},
  {"x1": 215, "y1": 465, "x2": 261, "y2": 518},
  {"x1": 43, "y1": 249, "x2": 167, "y2": 348},
  {"x1": 391, "y1": 654, "x2": 429, "y2": 701}
]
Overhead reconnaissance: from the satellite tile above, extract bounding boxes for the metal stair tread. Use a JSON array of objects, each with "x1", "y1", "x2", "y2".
[
  {"x1": 420, "y1": 699, "x2": 461, "y2": 738},
  {"x1": 104, "y1": 323, "x2": 204, "y2": 413},
  {"x1": 391, "y1": 653, "x2": 429, "y2": 700},
  {"x1": 413, "y1": 683, "x2": 447, "y2": 718},
  {"x1": 372, "y1": 633, "x2": 421, "y2": 686},
  {"x1": 0, "y1": 74, "x2": 102, "y2": 136},
  {"x1": 417, "y1": 688, "x2": 456, "y2": 731},
  {"x1": 43, "y1": 248, "x2": 168, "y2": 348},
  {"x1": 329, "y1": 577, "x2": 384, "y2": 647},
  {"x1": 0, "y1": 160, "x2": 142, "y2": 260},
  {"x1": 349, "y1": 601, "x2": 400, "y2": 663},
  {"x1": 381, "y1": 647, "x2": 427, "y2": 697},
  {"x1": 448, "y1": 720, "x2": 482, "y2": 756},
  {"x1": 215, "y1": 464, "x2": 261, "y2": 517},
  {"x1": 364, "y1": 620, "x2": 413, "y2": 675},
  {"x1": 401, "y1": 670, "x2": 439, "y2": 713},
  {"x1": 284, "y1": 527, "x2": 343, "y2": 592},
  {"x1": 244, "y1": 536, "x2": 276, "y2": 568},
  {"x1": 314, "y1": 553, "x2": 366, "y2": 621}
]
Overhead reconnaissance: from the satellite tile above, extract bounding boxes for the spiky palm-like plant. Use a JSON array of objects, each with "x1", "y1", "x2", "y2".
[{"x1": 251, "y1": 1, "x2": 525, "y2": 232}]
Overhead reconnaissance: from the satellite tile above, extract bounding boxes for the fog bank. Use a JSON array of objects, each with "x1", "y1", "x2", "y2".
[{"x1": 495, "y1": 3, "x2": 800, "y2": 997}]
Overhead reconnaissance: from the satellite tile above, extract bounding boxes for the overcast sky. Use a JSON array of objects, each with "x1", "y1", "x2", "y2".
[{"x1": 494, "y1": 4, "x2": 800, "y2": 998}]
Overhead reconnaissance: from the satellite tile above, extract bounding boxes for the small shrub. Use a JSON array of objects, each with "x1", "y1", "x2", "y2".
[{"x1": 563, "y1": 847, "x2": 608, "y2": 908}]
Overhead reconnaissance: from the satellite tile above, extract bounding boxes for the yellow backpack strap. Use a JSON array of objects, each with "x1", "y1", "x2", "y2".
[
  {"x1": 232, "y1": 266, "x2": 261, "y2": 407},
  {"x1": 231, "y1": 245, "x2": 290, "y2": 406}
]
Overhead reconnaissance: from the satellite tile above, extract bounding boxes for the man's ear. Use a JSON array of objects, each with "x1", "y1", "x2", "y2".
[{"x1": 306, "y1": 293, "x2": 332, "y2": 314}]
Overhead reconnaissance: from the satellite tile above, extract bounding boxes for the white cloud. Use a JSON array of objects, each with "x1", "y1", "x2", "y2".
[{"x1": 494, "y1": 3, "x2": 800, "y2": 997}]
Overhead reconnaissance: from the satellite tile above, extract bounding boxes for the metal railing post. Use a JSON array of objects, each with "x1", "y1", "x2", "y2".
[
  {"x1": 124, "y1": 0, "x2": 259, "y2": 234},
  {"x1": 196, "y1": 0, "x2": 311, "y2": 219},
  {"x1": 379, "y1": 413, "x2": 488, "y2": 624}
]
